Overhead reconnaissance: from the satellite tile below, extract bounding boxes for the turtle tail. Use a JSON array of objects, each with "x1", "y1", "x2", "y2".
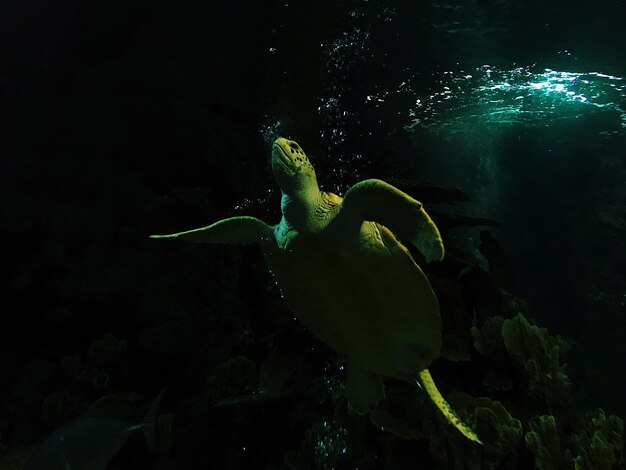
[{"x1": 416, "y1": 369, "x2": 482, "y2": 444}]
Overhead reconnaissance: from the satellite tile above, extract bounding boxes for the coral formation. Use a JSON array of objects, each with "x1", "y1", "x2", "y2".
[
  {"x1": 467, "y1": 312, "x2": 624, "y2": 470},
  {"x1": 502, "y1": 314, "x2": 573, "y2": 417},
  {"x1": 428, "y1": 396, "x2": 523, "y2": 470},
  {"x1": 206, "y1": 356, "x2": 257, "y2": 405},
  {"x1": 525, "y1": 410, "x2": 624, "y2": 470}
]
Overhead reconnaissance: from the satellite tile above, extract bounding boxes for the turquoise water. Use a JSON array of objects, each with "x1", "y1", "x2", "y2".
[
  {"x1": 406, "y1": 65, "x2": 626, "y2": 133},
  {"x1": 400, "y1": 64, "x2": 626, "y2": 218}
]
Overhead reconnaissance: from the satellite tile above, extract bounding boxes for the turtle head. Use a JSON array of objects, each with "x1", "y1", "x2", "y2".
[{"x1": 271, "y1": 137, "x2": 318, "y2": 195}]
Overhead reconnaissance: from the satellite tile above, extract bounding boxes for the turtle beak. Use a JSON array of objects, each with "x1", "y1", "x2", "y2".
[
  {"x1": 272, "y1": 142, "x2": 292, "y2": 166},
  {"x1": 272, "y1": 142, "x2": 290, "y2": 163},
  {"x1": 271, "y1": 141, "x2": 296, "y2": 179}
]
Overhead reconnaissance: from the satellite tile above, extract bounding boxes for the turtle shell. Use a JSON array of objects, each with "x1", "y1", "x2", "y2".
[{"x1": 263, "y1": 218, "x2": 442, "y2": 379}]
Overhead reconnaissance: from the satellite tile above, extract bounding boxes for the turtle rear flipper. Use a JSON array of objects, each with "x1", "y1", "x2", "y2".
[{"x1": 417, "y1": 369, "x2": 482, "y2": 444}]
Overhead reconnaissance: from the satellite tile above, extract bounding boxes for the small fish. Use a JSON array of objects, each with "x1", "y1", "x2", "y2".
[{"x1": 25, "y1": 389, "x2": 167, "y2": 470}]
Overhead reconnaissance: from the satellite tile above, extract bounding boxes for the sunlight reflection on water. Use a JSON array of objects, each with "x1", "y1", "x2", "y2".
[{"x1": 404, "y1": 65, "x2": 626, "y2": 134}]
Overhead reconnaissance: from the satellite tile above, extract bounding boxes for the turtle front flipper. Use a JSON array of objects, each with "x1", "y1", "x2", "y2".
[
  {"x1": 150, "y1": 216, "x2": 273, "y2": 246},
  {"x1": 329, "y1": 179, "x2": 444, "y2": 262},
  {"x1": 417, "y1": 369, "x2": 482, "y2": 444}
]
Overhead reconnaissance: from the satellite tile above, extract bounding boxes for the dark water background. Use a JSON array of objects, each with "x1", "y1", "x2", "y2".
[{"x1": 1, "y1": 0, "x2": 625, "y2": 468}]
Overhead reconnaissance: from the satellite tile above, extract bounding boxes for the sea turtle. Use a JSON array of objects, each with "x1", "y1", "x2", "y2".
[{"x1": 151, "y1": 137, "x2": 481, "y2": 443}]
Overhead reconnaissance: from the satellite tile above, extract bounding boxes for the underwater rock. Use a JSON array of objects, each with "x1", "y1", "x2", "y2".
[
  {"x1": 12, "y1": 359, "x2": 56, "y2": 441},
  {"x1": 42, "y1": 391, "x2": 83, "y2": 428},
  {"x1": 206, "y1": 356, "x2": 257, "y2": 405},
  {"x1": 258, "y1": 348, "x2": 300, "y2": 399},
  {"x1": 14, "y1": 360, "x2": 55, "y2": 399},
  {"x1": 86, "y1": 334, "x2": 127, "y2": 367},
  {"x1": 138, "y1": 310, "x2": 198, "y2": 358},
  {"x1": 429, "y1": 247, "x2": 503, "y2": 344},
  {"x1": 0, "y1": 446, "x2": 35, "y2": 470},
  {"x1": 60, "y1": 334, "x2": 129, "y2": 392},
  {"x1": 593, "y1": 204, "x2": 626, "y2": 234},
  {"x1": 457, "y1": 265, "x2": 504, "y2": 325},
  {"x1": 429, "y1": 275, "x2": 472, "y2": 362},
  {"x1": 41, "y1": 307, "x2": 71, "y2": 327},
  {"x1": 25, "y1": 391, "x2": 168, "y2": 470},
  {"x1": 479, "y1": 230, "x2": 514, "y2": 292},
  {"x1": 60, "y1": 353, "x2": 83, "y2": 381},
  {"x1": 440, "y1": 333, "x2": 472, "y2": 362},
  {"x1": 91, "y1": 373, "x2": 110, "y2": 391}
]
